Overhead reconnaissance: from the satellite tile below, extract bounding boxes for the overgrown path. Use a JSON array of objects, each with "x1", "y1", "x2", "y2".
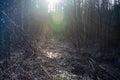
[
  {"x1": 35, "y1": 38, "x2": 82, "y2": 80},
  {"x1": 0, "y1": 38, "x2": 85, "y2": 80},
  {"x1": 1, "y1": 37, "x2": 120, "y2": 80}
]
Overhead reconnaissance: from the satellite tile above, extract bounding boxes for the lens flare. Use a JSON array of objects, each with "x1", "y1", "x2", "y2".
[
  {"x1": 50, "y1": 11, "x2": 66, "y2": 32},
  {"x1": 52, "y1": 11, "x2": 64, "y2": 24}
]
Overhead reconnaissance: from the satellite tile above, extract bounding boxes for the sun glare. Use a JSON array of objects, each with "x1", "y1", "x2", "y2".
[{"x1": 47, "y1": 0, "x2": 61, "y2": 12}]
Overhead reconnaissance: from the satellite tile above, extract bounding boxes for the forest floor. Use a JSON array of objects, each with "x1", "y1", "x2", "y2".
[
  {"x1": 0, "y1": 38, "x2": 92, "y2": 80},
  {"x1": 0, "y1": 38, "x2": 120, "y2": 80}
]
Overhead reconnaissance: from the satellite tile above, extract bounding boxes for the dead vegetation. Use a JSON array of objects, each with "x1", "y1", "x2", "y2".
[{"x1": 0, "y1": 0, "x2": 120, "y2": 80}]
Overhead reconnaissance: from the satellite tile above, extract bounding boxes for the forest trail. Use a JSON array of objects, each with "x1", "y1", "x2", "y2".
[
  {"x1": 29, "y1": 38, "x2": 120, "y2": 80},
  {"x1": 35, "y1": 38, "x2": 82, "y2": 80},
  {"x1": 0, "y1": 38, "x2": 87, "y2": 80},
  {"x1": 1, "y1": 38, "x2": 119, "y2": 80}
]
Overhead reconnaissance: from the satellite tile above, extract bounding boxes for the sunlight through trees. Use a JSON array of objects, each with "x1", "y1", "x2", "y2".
[{"x1": 0, "y1": 0, "x2": 120, "y2": 80}]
